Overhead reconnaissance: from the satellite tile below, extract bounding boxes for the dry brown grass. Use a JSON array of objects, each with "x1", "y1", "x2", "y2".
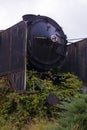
[{"x1": 21, "y1": 118, "x2": 57, "y2": 130}]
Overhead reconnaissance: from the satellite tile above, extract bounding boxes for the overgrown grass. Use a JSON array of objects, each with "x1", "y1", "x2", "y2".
[
  {"x1": 0, "y1": 118, "x2": 57, "y2": 130},
  {"x1": 47, "y1": 94, "x2": 87, "y2": 130}
]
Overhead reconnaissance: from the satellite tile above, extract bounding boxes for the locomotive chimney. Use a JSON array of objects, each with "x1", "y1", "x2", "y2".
[{"x1": 22, "y1": 14, "x2": 36, "y2": 21}]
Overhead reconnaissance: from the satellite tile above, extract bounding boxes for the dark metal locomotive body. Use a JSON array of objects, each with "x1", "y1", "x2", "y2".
[
  {"x1": 24, "y1": 15, "x2": 67, "y2": 70},
  {"x1": 0, "y1": 14, "x2": 67, "y2": 91}
]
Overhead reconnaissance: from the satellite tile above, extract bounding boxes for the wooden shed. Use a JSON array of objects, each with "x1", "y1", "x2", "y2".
[{"x1": 61, "y1": 39, "x2": 87, "y2": 82}]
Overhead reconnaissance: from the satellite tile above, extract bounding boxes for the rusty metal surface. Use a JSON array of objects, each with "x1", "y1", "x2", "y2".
[
  {"x1": 0, "y1": 21, "x2": 27, "y2": 91},
  {"x1": 61, "y1": 39, "x2": 87, "y2": 81}
]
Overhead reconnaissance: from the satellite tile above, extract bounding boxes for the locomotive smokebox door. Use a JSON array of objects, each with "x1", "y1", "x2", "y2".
[{"x1": 0, "y1": 21, "x2": 27, "y2": 92}]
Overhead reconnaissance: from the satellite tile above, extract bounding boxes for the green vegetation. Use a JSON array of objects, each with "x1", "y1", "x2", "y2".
[
  {"x1": 47, "y1": 94, "x2": 87, "y2": 130},
  {"x1": 0, "y1": 70, "x2": 82, "y2": 129}
]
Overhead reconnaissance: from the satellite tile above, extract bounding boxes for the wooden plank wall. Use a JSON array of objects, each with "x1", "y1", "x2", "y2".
[{"x1": 61, "y1": 39, "x2": 87, "y2": 82}]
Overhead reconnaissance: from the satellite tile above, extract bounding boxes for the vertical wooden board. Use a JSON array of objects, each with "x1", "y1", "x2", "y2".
[
  {"x1": 61, "y1": 39, "x2": 87, "y2": 82},
  {"x1": 0, "y1": 21, "x2": 27, "y2": 91},
  {"x1": 0, "y1": 31, "x2": 10, "y2": 75}
]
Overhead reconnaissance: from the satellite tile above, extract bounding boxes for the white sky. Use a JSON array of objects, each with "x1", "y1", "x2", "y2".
[{"x1": 0, "y1": 0, "x2": 87, "y2": 39}]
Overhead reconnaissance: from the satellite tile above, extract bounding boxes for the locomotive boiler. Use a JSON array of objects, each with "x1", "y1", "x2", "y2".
[{"x1": 0, "y1": 14, "x2": 67, "y2": 91}]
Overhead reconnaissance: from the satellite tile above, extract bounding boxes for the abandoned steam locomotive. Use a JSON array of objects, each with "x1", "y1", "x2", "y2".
[
  {"x1": 0, "y1": 14, "x2": 67, "y2": 91},
  {"x1": 24, "y1": 14, "x2": 67, "y2": 70}
]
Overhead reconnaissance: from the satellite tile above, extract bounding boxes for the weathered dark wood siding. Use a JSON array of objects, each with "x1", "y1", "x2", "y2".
[
  {"x1": 0, "y1": 21, "x2": 27, "y2": 91},
  {"x1": 61, "y1": 39, "x2": 87, "y2": 81}
]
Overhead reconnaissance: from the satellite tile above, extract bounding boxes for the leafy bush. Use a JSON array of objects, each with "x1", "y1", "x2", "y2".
[
  {"x1": 49, "y1": 94, "x2": 87, "y2": 130},
  {"x1": 0, "y1": 70, "x2": 82, "y2": 129},
  {"x1": 57, "y1": 72, "x2": 82, "y2": 100}
]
